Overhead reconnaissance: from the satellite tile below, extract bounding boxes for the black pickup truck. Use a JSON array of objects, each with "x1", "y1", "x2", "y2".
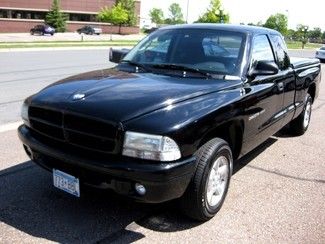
[{"x1": 18, "y1": 24, "x2": 321, "y2": 221}]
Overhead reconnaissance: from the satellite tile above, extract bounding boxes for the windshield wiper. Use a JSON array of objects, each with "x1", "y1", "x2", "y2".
[
  {"x1": 121, "y1": 60, "x2": 151, "y2": 73},
  {"x1": 152, "y1": 64, "x2": 213, "y2": 78}
]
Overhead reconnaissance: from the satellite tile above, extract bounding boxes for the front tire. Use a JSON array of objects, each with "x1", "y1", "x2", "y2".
[
  {"x1": 179, "y1": 138, "x2": 233, "y2": 221},
  {"x1": 288, "y1": 93, "x2": 312, "y2": 135}
]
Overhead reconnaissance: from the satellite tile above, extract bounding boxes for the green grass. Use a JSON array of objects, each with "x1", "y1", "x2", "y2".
[
  {"x1": 286, "y1": 41, "x2": 322, "y2": 49},
  {"x1": 0, "y1": 39, "x2": 322, "y2": 50},
  {"x1": 0, "y1": 40, "x2": 138, "y2": 49}
]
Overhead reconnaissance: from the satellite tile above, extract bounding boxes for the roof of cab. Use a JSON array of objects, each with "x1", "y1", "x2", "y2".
[{"x1": 159, "y1": 23, "x2": 281, "y2": 36}]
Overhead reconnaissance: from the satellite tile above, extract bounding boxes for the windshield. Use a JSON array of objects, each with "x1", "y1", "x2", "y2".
[{"x1": 123, "y1": 28, "x2": 246, "y2": 76}]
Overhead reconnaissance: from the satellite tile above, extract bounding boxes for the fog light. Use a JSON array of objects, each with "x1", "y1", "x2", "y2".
[{"x1": 135, "y1": 183, "x2": 146, "y2": 195}]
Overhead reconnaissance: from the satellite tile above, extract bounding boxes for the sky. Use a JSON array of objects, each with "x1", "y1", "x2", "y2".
[{"x1": 140, "y1": 0, "x2": 325, "y2": 31}]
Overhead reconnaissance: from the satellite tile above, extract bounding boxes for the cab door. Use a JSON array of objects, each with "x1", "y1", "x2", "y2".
[
  {"x1": 269, "y1": 34, "x2": 296, "y2": 126},
  {"x1": 242, "y1": 34, "x2": 285, "y2": 154}
]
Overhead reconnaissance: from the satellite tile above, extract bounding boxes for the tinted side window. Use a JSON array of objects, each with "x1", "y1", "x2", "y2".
[
  {"x1": 251, "y1": 35, "x2": 275, "y2": 66},
  {"x1": 270, "y1": 35, "x2": 290, "y2": 70}
]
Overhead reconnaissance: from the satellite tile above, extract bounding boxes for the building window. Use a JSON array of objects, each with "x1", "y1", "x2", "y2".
[{"x1": 0, "y1": 9, "x2": 98, "y2": 23}]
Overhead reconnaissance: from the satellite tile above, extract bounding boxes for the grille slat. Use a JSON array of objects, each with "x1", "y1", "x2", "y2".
[
  {"x1": 29, "y1": 106, "x2": 118, "y2": 154},
  {"x1": 29, "y1": 116, "x2": 62, "y2": 128},
  {"x1": 65, "y1": 114, "x2": 117, "y2": 138},
  {"x1": 30, "y1": 119, "x2": 65, "y2": 141},
  {"x1": 64, "y1": 128, "x2": 115, "y2": 141},
  {"x1": 29, "y1": 106, "x2": 62, "y2": 126}
]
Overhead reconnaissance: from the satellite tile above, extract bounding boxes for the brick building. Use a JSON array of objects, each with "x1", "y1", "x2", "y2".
[{"x1": 0, "y1": 0, "x2": 141, "y2": 34}]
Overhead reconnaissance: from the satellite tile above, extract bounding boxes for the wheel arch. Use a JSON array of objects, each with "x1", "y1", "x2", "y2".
[{"x1": 198, "y1": 120, "x2": 244, "y2": 160}]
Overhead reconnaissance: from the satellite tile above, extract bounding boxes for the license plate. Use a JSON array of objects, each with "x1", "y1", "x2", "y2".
[{"x1": 53, "y1": 169, "x2": 80, "y2": 197}]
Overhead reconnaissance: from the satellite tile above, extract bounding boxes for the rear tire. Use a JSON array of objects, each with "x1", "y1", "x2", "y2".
[
  {"x1": 288, "y1": 93, "x2": 312, "y2": 135},
  {"x1": 179, "y1": 138, "x2": 233, "y2": 221}
]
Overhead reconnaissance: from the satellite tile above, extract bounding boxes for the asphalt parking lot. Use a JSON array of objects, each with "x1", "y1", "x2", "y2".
[{"x1": 0, "y1": 49, "x2": 324, "y2": 243}]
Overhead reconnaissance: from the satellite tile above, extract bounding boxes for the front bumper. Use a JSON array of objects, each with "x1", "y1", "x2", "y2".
[{"x1": 18, "y1": 125, "x2": 196, "y2": 203}]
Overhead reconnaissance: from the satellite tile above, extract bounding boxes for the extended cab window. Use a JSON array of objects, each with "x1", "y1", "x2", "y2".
[
  {"x1": 270, "y1": 35, "x2": 290, "y2": 70},
  {"x1": 251, "y1": 35, "x2": 275, "y2": 67}
]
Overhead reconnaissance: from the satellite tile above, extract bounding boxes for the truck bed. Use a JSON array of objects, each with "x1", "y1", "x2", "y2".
[{"x1": 290, "y1": 57, "x2": 320, "y2": 69}]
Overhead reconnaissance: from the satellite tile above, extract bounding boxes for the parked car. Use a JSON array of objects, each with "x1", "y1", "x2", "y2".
[
  {"x1": 315, "y1": 46, "x2": 325, "y2": 62},
  {"x1": 77, "y1": 25, "x2": 102, "y2": 35},
  {"x1": 30, "y1": 25, "x2": 55, "y2": 36},
  {"x1": 19, "y1": 24, "x2": 321, "y2": 221},
  {"x1": 143, "y1": 27, "x2": 158, "y2": 34}
]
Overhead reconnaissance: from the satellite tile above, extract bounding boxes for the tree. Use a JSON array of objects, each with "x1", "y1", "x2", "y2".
[
  {"x1": 165, "y1": 3, "x2": 185, "y2": 24},
  {"x1": 264, "y1": 13, "x2": 288, "y2": 35},
  {"x1": 308, "y1": 27, "x2": 322, "y2": 41},
  {"x1": 98, "y1": 3, "x2": 128, "y2": 34},
  {"x1": 296, "y1": 24, "x2": 309, "y2": 49},
  {"x1": 322, "y1": 31, "x2": 325, "y2": 40},
  {"x1": 116, "y1": 0, "x2": 136, "y2": 26},
  {"x1": 149, "y1": 8, "x2": 164, "y2": 25},
  {"x1": 45, "y1": 0, "x2": 67, "y2": 32},
  {"x1": 196, "y1": 0, "x2": 229, "y2": 23},
  {"x1": 286, "y1": 29, "x2": 296, "y2": 40}
]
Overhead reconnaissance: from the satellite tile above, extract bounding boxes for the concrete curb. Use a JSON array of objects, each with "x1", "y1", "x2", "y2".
[{"x1": 288, "y1": 49, "x2": 318, "y2": 51}]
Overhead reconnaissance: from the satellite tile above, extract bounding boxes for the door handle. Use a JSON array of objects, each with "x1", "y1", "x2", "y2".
[{"x1": 277, "y1": 82, "x2": 284, "y2": 91}]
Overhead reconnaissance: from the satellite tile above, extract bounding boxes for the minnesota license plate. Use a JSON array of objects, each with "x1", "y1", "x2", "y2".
[{"x1": 53, "y1": 169, "x2": 80, "y2": 197}]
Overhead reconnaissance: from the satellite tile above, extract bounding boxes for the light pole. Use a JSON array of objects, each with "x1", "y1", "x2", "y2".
[
  {"x1": 218, "y1": 7, "x2": 224, "y2": 23},
  {"x1": 186, "y1": 0, "x2": 190, "y2": 23},
  {"x1": 302, "y1": 26, "x2": 308, "y2": 49},
  {"x1": 285, "y1": 9, "x2": 289, "y2": 28}
]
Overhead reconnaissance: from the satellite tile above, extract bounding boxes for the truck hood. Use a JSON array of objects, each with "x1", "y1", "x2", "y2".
[{"x1": 30, "y1": 68, "x2": 240, "y2": 123}]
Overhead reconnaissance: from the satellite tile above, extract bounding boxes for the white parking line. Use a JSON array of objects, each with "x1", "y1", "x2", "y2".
[{"x1": 0, "y1": 121, "x2": 23, "y2": 133}]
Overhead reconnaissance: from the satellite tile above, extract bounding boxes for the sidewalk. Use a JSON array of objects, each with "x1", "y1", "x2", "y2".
[
  {"x1": 0, "y1": 32, "x2": 145, "y2": 42},
  {"x1": 0, "y1": 46, "x2": 133, "y2": 52}
]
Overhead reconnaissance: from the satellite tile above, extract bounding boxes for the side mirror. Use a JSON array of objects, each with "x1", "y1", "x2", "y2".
[
  {"x1": 109, "y1": 48, "x2": 130, "y2": 64},
  {"x1": 248, "y1": 60, "x2": 279, "y2": 78}
]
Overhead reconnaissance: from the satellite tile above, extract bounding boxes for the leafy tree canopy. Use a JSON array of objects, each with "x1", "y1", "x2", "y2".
[
  {"x1": 264, "y1": 13, "x2": 288, "y2": 35},
  {"x1": 196, "y1": 0, "x2": 229, "y2": 23},
  {"x1": 98, "y1": 3, "x2": 128, "y2": 33},
  {"x1": 308, "y1": 27, "x2": 322, "y2": 39},
  {"x1": 149, "y1": 8, "x2": 164, "y2": 25},
  {"x1": 165, "y1": 3, "x2": 185, "y2": 24},
  {"x1": 116, "y1": 0, "x2": 136, "y2": 26}
]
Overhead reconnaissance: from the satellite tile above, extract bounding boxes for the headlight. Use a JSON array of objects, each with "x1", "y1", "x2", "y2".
[
  {"x1": 21, "y1": 103, "x2": 30, "y2": 126},
  {"x1": 122, "y1": 131, "x2": 181, "y2": 161}
]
